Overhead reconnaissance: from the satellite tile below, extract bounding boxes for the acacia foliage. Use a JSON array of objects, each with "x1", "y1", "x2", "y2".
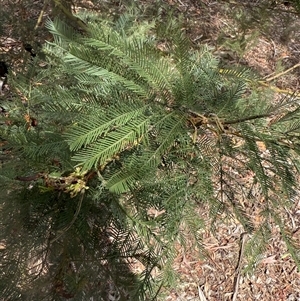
[{"x1": 1, "y1": 11, "x2": 300, "y2": 300}]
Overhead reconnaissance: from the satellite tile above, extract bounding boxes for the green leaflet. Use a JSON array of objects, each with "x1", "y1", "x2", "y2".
[
  {"x1": 72, "y1": 116, "x2": 149, "y2": 170},
  {"x1": 66, "y1": 103, "x2": 150, "y2": 151}
]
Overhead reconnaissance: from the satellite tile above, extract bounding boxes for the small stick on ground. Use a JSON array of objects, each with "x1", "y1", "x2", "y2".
[
  {"x1": 198, "y1": 285, "x2": 208, "y2": 301},
  {"x1": 34, "y1": 0, "x2": 50, "y2": 30},
  {"x1": 265, "y1": 62, "x2": 300, "y2": 82},
  {"x1": 232, "y1": 232, "x2": 248, "y2": 301}
]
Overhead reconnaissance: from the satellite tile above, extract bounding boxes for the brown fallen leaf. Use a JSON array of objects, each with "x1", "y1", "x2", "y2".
[{"x1": 260, "y1": 255, "x2": 277, "y2": 264}]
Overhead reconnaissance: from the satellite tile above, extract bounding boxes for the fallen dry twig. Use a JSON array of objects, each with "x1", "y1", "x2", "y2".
[{"x1": 232, "y1": 232, "x2": 248, "y2": 301}]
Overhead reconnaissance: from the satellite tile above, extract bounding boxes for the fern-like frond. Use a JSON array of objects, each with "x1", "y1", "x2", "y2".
[
  {"x1": 84, "y1": 32, "x2": 175, "y2": 96},
  {"x1": 66, "y1": 102, "x2": 149, "y2": 151},
  {"x1": 273, "y1": 213, "x2": 300, "y2": 271},
  {"x1": 243, "y1": 221, "x2": 271, "y2": 274},
  {"x1": 72, "y1": 116, "x2": 149, "y2": 170},
  {"x1": 147, "y1": 111, "x2": 186, "y2": 167},
  {"x1": 65, "y1": 52, "x2": 150, "y2": 98}
]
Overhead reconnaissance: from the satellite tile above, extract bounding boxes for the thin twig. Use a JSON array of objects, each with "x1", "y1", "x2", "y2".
[
  {"x1": 285, "y1": 206, "x2": 296, "y2": 231},
  {"x1": 224, "y1": 113, "x2": 271, "y2": 125},
  {"x1": 15, "y1": 173, "x2": 42, "y2": 182},
  {"x1": 232, "y1": 232, "x2": 247, "y2": 301},
  {"x1": 270, "y1": 39, "x2": 277, "y2": 59},
  {"x1": 265, "y1": 62, "x2": 300, "y2": 82},
  {"x1": 198, "y1": 285, "x2": 208, "y2": 301},
  {"x1": 34, "y1": 0, "x2": 50, "y2": 30}
]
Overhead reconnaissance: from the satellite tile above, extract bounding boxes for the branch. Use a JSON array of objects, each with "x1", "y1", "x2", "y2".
[
  {"x1": 224, "y1": 113, "x2": 271, "y2": 125},
  {"x1": 15, "y1": 173, "x2": 43, "y2": 182},
  {"x1": 188, "y1": 108, "x2": 271, "y2": 126}
]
